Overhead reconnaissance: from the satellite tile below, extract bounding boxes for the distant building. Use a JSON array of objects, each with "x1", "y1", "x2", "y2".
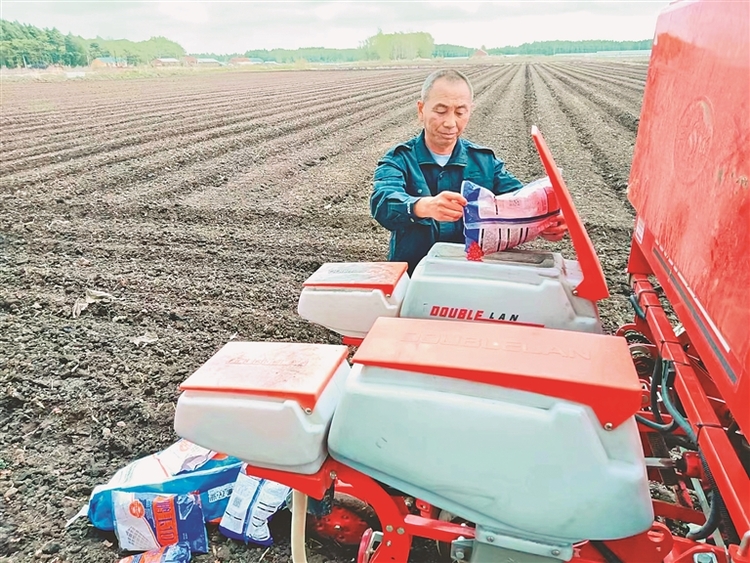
[
  {"x1": 196, "y1": 58, "x2": 223, "y2": 67},
  {"x1": 472, "y1": 49, "x2": 488, "y2": 58},
  {"x1": 90, "y1": 57, "x2": 127, "y2": 69},
  {"x1": 230, "y1": 57, "x2": 265, "y2": 65},
  {"x1": 151, "y1": 57, "x2": 180, "y2": 67},
  {"x1": 229, "y1": 57, "x2": 264, "y2": 66},
  {"x1": 182, "y1": 56, "x2": 198, "y2": 66}
]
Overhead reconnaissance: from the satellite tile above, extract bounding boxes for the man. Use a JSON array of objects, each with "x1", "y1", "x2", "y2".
[{"x1": 370, "y1": 69, "x2": 567, "y2": 274}]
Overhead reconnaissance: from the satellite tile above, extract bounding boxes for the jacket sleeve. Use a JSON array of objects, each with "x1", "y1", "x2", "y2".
[
  {"x1": 370, "y1": 158, "x2": 432, "y2": 231},
  {"x1": 492, "y1": 156, "x2": 524, "y2": 195}
]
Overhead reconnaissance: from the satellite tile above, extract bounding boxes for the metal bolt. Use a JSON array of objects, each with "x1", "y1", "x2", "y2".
[
  {"x1": 304, "y1": 407, "x2": 313, "y2": 415},
  {"x1": 397, "y1": 527, "x2": 405, "y2": 535},
  {"x1": 385, "y1": 525, "x2": 394, "y2": 533},
  {"x1": 694, "y1": 553, "x2": 716, "y2": 563},
  {"x1": 455, "y1": 549, "x2": 465, "y2": 561},
  {"x1": 604, "y1": 422, "x2": 614, "y2": 430},
  {"x1": 551, "y1": 549, "x2": 561, "y2": 556},
  {"x1": 486, "y1": 535, "x2": 495, "y2": 543},
  {"x1": 329, "y1": 470, "x2": 337, "y2": 480}
]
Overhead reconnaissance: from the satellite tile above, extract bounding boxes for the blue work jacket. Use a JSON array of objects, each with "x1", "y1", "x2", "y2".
[{"x1": 370, "y1": 130, "x2": 524, "y2": 273}]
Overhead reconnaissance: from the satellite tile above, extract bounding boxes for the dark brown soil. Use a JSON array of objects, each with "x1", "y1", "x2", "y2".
[{"x1": 0, "y1": 59, "x2": 649, "y2": 563}]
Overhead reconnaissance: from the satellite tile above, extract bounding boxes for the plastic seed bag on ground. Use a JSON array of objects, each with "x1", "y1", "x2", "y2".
[
  {"x1": 113, "y1": 491, "x2": 208, "y2": 553},
  {"x1": 118, "y1": 542, "x2": 192, "y2": 562},
  {"x1": 218, "y1": 464, "x2": 291, "y2": 547},
  {"x1": 84, "y1": 439, "x2": 242, "y2": 531}
]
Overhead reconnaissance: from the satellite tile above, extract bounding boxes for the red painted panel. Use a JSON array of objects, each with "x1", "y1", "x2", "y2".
[
  {"x1": 353, "y1": 316, "x2": 642, "y2": 428},
  {"x1": 179, "y1": 341, "x2": 348, "y2": 411},
  {"x1": 303, "y1": 262, "x2": 408, "y2": 296},
  {"x1": 531, "y1": 126, "x2": 609, "y2": 301},
  {"x1": 628, "y1": 0, "x2": 750, "y2": 433}
]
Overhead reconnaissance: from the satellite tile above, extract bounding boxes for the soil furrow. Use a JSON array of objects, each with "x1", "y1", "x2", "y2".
[
  {"x1": 1, "y1": 75, "x2": 427, "y2": 175},
  {"x1": 542, "y1": 64, "x2": 642, "y2": 133},
  {"x1": 563, "y1": 63, "x2": 647, "y2": 90},
  {"x1": 1, "y1": 79, "x2": 425, "y2": 190},
  {"x1": 536, "y1": 64, "x2": 636, "y2": 198},
  {"x1": 0, "y1": 70, "x2": 410, "y2": 128},
  {"x1": 0, "y1": 61, "x2": 647, "y2": 563},
  {"x1": 0, "y1": 72, "x2": 424, "y2": 157}
]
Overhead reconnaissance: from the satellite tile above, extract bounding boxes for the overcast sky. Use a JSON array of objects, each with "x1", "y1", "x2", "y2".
[{"x1": 2, "y1": 1, "x2": 672, "y2": 53}]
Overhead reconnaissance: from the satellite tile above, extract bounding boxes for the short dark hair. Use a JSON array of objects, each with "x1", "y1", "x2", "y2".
[{"x1": 421, "y1": 69, "x2": 474, "y2": 102}]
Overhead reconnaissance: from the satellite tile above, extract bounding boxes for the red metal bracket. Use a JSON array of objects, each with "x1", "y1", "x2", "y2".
[
  {"x1": 531, "y1": 125, "x2": 609, "y2": 301},
  {"x1": 575, "y1": 523, "x2": 674, "y2": 562}
]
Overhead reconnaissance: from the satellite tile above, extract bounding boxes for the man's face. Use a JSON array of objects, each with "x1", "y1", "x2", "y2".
[{"x1": 417, "y1": 78, "x2": 473, "y2": 154}]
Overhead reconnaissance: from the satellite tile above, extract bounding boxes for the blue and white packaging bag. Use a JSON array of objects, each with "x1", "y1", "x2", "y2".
[
  {"x1": 218, "y1": 465, "x2": 291, "y2": 546},
  {"x1": 461, "y1": 176, "x2": 562, "y2": 257},
  {"x1": 84, "y1": 439, "x2": 243, "y2": 530}
]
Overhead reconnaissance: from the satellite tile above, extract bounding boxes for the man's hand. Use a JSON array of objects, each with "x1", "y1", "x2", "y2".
[
  {"x1": 540, "y1": 214, "x2": 568, "y2": 242},
  {"x1": 413, "y1": 192, "x2": 467, "y2": 222}
]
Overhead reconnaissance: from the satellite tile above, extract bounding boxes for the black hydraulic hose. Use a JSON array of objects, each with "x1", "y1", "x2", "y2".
[
  {"x1": 650, "y1": 355, "x2": 665, "y2": 424},
  {"x1": 629, "y1": 293, "x2": 646, "y2": 320},
  {"x1": 660, "y1": 361, "x2": 698, "y2": 443},
  {"x1": 635, "y1": 357, "x2": 681, "y2": 432},
  {"x1": 590, "y1": 540, "x2": 624, "y2": 563},
  {"x1": 655, "y1": 361, "x2": 736, "y2": 542},
  {"x1": 686, "y1": 457, "x2": 723, "y2": 541},
  {"x1": 635, "y1": 412, "x2": 680, "y2": 432}
]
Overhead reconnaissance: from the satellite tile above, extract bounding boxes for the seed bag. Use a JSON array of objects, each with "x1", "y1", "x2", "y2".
[
  {"x1": 218, "y1": 464, "x2": 291, "y2": 547},
  {"x1": 461, "y1": 176, "x2": 561, "y2": 260},
  {"x1": 118, "y1": 542, "x2": 192, "y2": 563},
  {"x1": 113, "y1": 491, "x2": 208, "y2": 553},
  {"x1": 85, "y1": 439, "x2": 243, "y2": 531}
]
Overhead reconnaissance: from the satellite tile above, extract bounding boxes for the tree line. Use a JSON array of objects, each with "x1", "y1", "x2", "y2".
[
  {"x1": 0, "y1": 20, "x2": 184, "y2": 68},
  {"x1": 0, "y1": 20, "x2": 652, "y2": 69},
  {"x1": 488, "y1": 39, "x2": 652, "y2": 56},
  {"x1": 161, "y1": 36, "x2": 653, "y2": 64}
]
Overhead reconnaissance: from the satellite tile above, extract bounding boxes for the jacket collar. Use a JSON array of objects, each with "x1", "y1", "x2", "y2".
[{"x1": 415, "y1": 130, "x2": 469, "y2": 167}]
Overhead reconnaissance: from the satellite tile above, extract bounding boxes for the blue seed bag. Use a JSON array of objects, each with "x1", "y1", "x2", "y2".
[
  {"x1": 118, "y1": 542, "x2": 192, "y2": 562},
  {"x1": 85, "y1": 439, "x2": 243, "y2": 531},
  {"x1": 113, "y1": 491, "x2": 208, "y2": 553}
]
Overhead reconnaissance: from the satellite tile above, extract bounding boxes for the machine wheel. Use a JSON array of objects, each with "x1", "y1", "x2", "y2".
[{"x1": 309, "y1": 492, "x2": 380, "y2": 546}]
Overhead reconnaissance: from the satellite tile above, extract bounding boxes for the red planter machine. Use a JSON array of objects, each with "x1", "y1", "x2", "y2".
[{"x1": 174, "y1": 1, "x2": 749, "y2": 561}]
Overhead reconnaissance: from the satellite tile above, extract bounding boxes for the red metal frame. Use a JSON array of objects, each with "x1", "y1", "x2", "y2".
[
  {"x1": 622, "y1": 0, "x2": 750, "y2": 549},
  {"x1": 628, "y1": 271, "x2": 750, "y2": 535},
  {"x1": 239, "y1": 458, "x2": 475, "y2": 562},
  {"x1": 240, "y1": 455, "x2": 731, "y2": 563},
  {"x1": 531, "y1": 126, "x2": 609, "y2": 302}
]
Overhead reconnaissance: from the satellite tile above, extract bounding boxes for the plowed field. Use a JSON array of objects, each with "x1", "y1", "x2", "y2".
[{"x1": 1, "y1": 59, "x2": 649, "y2": 562}]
